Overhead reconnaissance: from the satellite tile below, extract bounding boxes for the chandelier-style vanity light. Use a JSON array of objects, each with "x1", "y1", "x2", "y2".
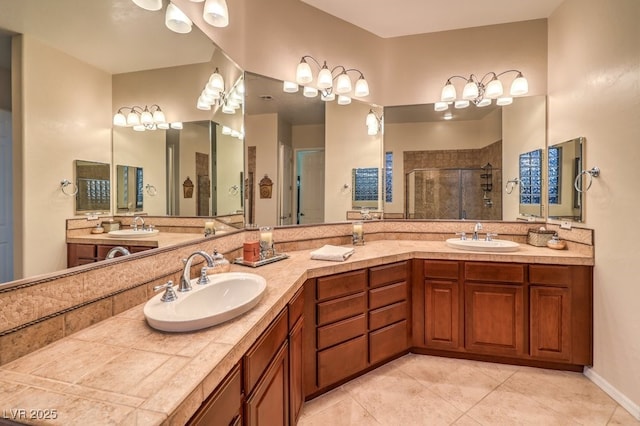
[
  {"x1": 196, "y1": 68, "x2": 244, "y2": 115},
  {"x1": 283, "y1": 55, "x2": 370, "y2": 105},
  {"x1": 435, "y1": 70, "x2": 529, "y2": 111},
  {"x1": 365, "y1": 109, "x2": 383, "y2": 136},
  {"x1": 130, "y1": 0, "x2": 230, "y2": 33},
  {"x1": 113, "y1": 105, "x2": 180, "y2": 131}
]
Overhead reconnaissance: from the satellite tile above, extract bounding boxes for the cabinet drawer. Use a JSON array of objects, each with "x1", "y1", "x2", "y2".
[
  {"x1": 288, "y1": 287, "x2": 304, "y2": 329},
  {"x1": 369, "y1": 281, "x2": 407, "y2": 310},
  {"x1": 465, "y1": 262, "x2": 524, "y2": 284},
  {"x1": 244, "y1": 308, "x2": 289, "y2": 394},
  {"x1": 369, "y1": 301, "x2": 407, "y2": 331},
  {"x1": 317, "y1": 314, "x2": 366, "y2": 350},
  {"x1": 317, "y1": 292, "x2": 366, "y2": 326},
  {"x1": 317, "y1": 335, "x2": 367, "y2": 388},
  {"x1": 424, "y1": 260, "x2": 459, "y2": 280},
  {"x1": 529, "y1": 265, "x2": 571, "y2": 286},
  {"x1": 317, "y1": 270, "x2": 367, "y2": 301},
  {"x1": 369, "y1": 320, "x2": 408, "y2": 364},
  {"x1": 75, "y1": 244, "x2": 97, "y2": 259},
  {"x1": 188, "y1": 363, "x2": 241, "y2": 426},
  {"x1": 370, "y1": 262, "x2": 408, "y2": 288}
]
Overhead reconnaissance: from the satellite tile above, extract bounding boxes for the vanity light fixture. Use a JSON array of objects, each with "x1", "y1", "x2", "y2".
[
  {"x1": 437, "y1": 70, "x2": 528, "y2": 111},
  {"x1": 366, "y1": 109, "x2": 383, "y2": 136},
  {"x1": 286, "y1": 55, "x2": 370, "y2": 104},
  {"x1": 196, "y1": 70, "x2": 243, "y2": 115}
]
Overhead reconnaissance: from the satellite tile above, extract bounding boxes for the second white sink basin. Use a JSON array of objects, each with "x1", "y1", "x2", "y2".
[
  {"x1": 446, "y1": 238, "x2": 519, "y2": 252},
  {"x1": 144, "y1": 272, "x2": 267, "y2": 332},
  {"x1": 107, "y1": 229, "x2": 160, "y2": 238}
]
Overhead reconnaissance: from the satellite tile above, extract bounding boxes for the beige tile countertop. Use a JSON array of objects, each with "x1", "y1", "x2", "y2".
[
  {"x1": 66, "y1": 232, "x2": 205, "y2": 248},
  {"x1": 0, "y1": 240, "x2": 593, "y2": 425}
]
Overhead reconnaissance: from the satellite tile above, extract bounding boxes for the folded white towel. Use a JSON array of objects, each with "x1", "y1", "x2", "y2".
[{"x1": 310, "y1": 245, "x2": 355, "y2": 262}]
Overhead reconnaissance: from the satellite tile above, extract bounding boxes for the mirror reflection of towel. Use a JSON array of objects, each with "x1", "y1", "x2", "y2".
[{"x1": 310, "y1": 245, "x2": 355, "y2": 262}]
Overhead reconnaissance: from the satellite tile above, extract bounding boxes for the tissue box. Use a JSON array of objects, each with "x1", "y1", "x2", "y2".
[
  {"x1": 527, "y1": 229, "x2": 556, "y2": 246},
  {"x1": 101, "y1": 220, "x2": 121, "y2": 232}
]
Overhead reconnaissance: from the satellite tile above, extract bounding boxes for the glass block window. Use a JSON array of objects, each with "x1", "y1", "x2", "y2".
[
  {"x1": 548, "y1": 146, "x2": 561, "y2": 204},
  {"x1": 136, "y1": 167, "x2": 144, "y2": 209},
  {"x1": 352, "y1": 167, "x2": 379, "y2": 203},
  {"x1": 519, "y1": 150, "x2": 542, "y2": 204},
  {"x1": 385, "y1": 152, "x2": 393, "y2": 203}
]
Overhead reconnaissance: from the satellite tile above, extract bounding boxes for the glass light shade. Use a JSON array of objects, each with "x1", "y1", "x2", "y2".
[
  {"x1": 126, "y1": 111, "x2": 140, "y2": 126},
  {"x1": 485, "y1": 78, "x2": 504, "y2": 98},
  {"x1": 221, "y1": 126, "x2": 232, "y2": 135},
  {"x1": 443, "y1": 112, "x2": 453, "y2": 120},
  {"x1": 303, "y1": 86, "x2": 318, "y2": 98},
  {"x1": 497, "y1": 97, "x2": 513, "y2": 106},
  {"x1": 132, "y1": 125, "x2": 146, "y2": 132},
  {"x1": 140, "y1": 110, "x2": 153, "y2": 125},
  {"x1": 157, "y1": 122, "x2": 170, "y2": 129},
  {"x1": 462, "y1": 81, "x2": 479, "y2": 100},
  {"x1": 296, "y1": 61, "x2": 313, "y2": 85},
  {"x1": 283, "y1": 81, "x2": 299, "y2": 93},
  {"x1": 440, "y1": 83, "x2": 457, "y2": 102},
  {"x1": 454, "y1": 100, "x2": 470, "y2": 109},
  {"x1": 165, "y1": 3, "x2": 192, "y2": 34},
  {"x1": 510, "y1": 74, "x2": 529, "y2": 96},
  {"x1": 204, "y1": 84, "x2": 221, "y2": 98},
  {"x1": 113, "y1": 112, "x2": 126, "y2": 127},
  {"x1": 337, "y1": 95, "x2": 351, "y2": 105},
  {"x1": 354, "y1": 77, "x2": 369, "y2": 97},
  {"x1": 203, "y1": 0, "x2": 229, "y2": 27},
  {"x1": 317, "y1": 66, "x2": 333, "y2": 89},
  {"x1": 197, "y1": 97, "x2": 212, "y2": 110},
  {"x1": 367, "y1": 124, "x2": 378, "y2": 136},
  {"x1": 228, "y1": 98, "x2": 241, "y2": 109},
  {"x1": 366, "y1": 111, "x2": 378, "y2": 127},
  {"x1": 231, "y1": 130, "x2": 240, "y2": 138},
  {"x1": 222, "y1": 104, "x2": 235, "y2": 114},
  {"x1": 476, "y1": 98, "x2": 492, "y2": 107},
  {"x1": 434, "y1": 102, "x2": 448, "y2": 112},
  {"x1": 170, "y1": 122, "x2": 183, "y2": 129},
  {"x1": 320, "y1": 92, "x2": 335, "y2": 101},
  {"x1": 152, "y1": 109, "x2": 165, "y2": 123},
  {"x1": 208, "y1": 70, "x2": 225, "y2": 92},
  {"x1": 236, "y1": 79, "x2": 245, "y2": 94},
  {"x1": 190, "y1": 0, "x2": 205, "y2": 2},
  {"x1": 335, "y1": 73, "x2": 352, "y2": 94},
  {"x1": 132, "y1": 0, "x2": 162, "y2": 11},
  {"x1": 230, "y1": 91, "x2": 243, "y2": 103}
]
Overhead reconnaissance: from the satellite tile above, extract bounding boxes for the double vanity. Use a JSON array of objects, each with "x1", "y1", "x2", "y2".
[{"x1": 0, "y1": 224, "x2": 593, "y2": 425}]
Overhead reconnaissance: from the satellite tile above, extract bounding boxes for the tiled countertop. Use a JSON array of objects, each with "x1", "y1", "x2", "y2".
[
  {"x1": 66, "y1": 232, "x2": 205, "y2": 248},
  {"x1": 0, "y1": 240, "x2": 593, "y2": 425}
]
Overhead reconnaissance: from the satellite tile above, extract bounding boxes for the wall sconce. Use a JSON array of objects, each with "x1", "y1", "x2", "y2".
[
  {"x1": 197, "y1": 70, "x2": 244, "y2": 115},
  {"x1": 284, "y1": 55, "x2": 369, "y2": 104},
  {"x1": 436, "y1": 70, "x2": 529, "y2": 111},
  {"x1": 366, "y1": 109, "x2": 383, "y2": 135}
]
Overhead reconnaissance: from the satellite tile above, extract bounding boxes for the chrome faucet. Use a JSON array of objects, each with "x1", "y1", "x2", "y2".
[
  {"x1": 105, "y1": 246, "x2": 131, "y2": 259},
  {"x1": 472, "y1": 222, "x2": 483, "y2": 240},
  {"x1": 132, "y1": 216, "x2": 145, "y2": 231},
  {"x1": 179, "y1": 251, "x2": 215, "y2": 292}
]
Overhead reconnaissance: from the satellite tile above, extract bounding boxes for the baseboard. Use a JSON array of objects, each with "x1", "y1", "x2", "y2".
[{"x1": 584, "y1": 367, "x2": 640, "y2": 420}]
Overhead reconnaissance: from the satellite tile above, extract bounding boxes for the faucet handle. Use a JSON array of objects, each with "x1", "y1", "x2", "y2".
[
  {"x1": 485, "y1": 233, "x2": 498, "y2": 241},
  {"x1": 154, "y1": 281, "x2": 178, "y2": 302},
  {"x1": 455, "y1": 232, "x2": 467, "y2": 240},
  {"x1": 197, "y1": 267, "x2": 211, "y2": 285}
]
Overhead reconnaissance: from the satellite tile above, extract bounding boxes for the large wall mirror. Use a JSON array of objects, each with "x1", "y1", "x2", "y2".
[{"x1": 547, "y1": 137, "x2": 584, "y2": 222}]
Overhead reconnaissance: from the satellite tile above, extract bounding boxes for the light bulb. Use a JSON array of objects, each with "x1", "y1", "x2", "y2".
[
  {"x1": 335, "y1": 73, "x2": 352, "y2": 94},
  {"x1": 434, "y1": 102, "x2": 448, "y2": 112},
  {"x1": 152, "y1": 109, "x2": 165, "y2": 123},
  {"x1": 165, "y1": 3, "x2": 192, "y2": 34},
  {"x1": 113, "y1": 112, "x2": 126, "y2": 127},
  {"x1": 497, "y1": 97, "x2": 513, "y2": 106},
  {"x1": 476, "y1": 98, "x2": 492, "y2": 107},
  {"x1": 317, "y1": 64, "x2": 333, "y2": 89},
  {"x1": 337, "y1": 95, "x2": 351, "y2": 105},
  {"x1": 126, "y1": 111, "x2": 140, "y2": 126},
  {"x1": 157, "y1": 122, "x2": 170, "y2": 130},
  {"x1": 170, "y1": 122, "x2": 183, "y2": 129},
  {"x1": 440, "y1": 82, "x2": 456, "y2": 102},
  {"x1": 208, "y1": 69, "x2": 225, "y2": 92},
  {"x1": 303, "y1": 86, "x2": 318, "y2": 98},
  {"x1": 367, "y1": 124, "x2": 378, "y2": 136},
  {"x1": 221, "y1": 126, "x2": 232, "y2": 135},
  {"x1": 354, "y1": 77, "x2": 369, "y2": 97},
  {"x1": 454, "y1": 100, "x2": 469, "y2": 109},
  {"x1": 485, "y1": 78, "x2": 504, "y2": 98},
  {"x1": 510, "y1": 73, "x2": 529, "y2": 96},
  {"x1": 296, "y1": 60, "x2": 313, "y2": 85},
  {"x1": 203, "y1": 0, "x2": 229, "y2": 27},
  {"x1": 197, "y1": 97, "x2": 212, "y2": 110},
  {"x1": 366, "y1": 110, "x2": 378, "y2": 127},
  {"x1": 283, "y1": 81, "x2": 298, "y2": 93},
  {"x1": 462, "y1": 80, "x2": 479, "y2": 100},
  {"x1": 140, "y1": 109, "x2": 153, "y2": 125}
]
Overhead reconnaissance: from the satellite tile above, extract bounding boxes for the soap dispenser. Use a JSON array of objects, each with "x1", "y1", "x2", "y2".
[
  {"x1": 546, "y1": 233, "x2": 567, "y2": 250},
  {"x1": 207, "y1": 249, "x2": 231, "y2": 274}
]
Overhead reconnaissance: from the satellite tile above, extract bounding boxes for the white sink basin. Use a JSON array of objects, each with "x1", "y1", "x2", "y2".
[
  {"x1": 107, "y1": 229, "x2": 160, "y2": 238},
  {"x1": 446, "y1": 238, "x2": 519, "y2": 252},
  {"x1": 144, "y1": 272, "x2": 267, "y2": 332}
]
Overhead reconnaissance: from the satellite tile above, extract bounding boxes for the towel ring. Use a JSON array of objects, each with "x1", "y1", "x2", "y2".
[
  {"x1": 574, "y1": 167, "x2": 600, "y2": 193},
  {"x1": 145, "y1": 184, "x2": 157, "y2": 196},
  {"x1": 60, "y1": 179, "x2": 78, "y2": 196},
  {"x1": 228, "y1": 185, "x2": 239, "y2": 195},
  {"x1": 505, "y1": 178, "x2": 519, "y2": 194}
]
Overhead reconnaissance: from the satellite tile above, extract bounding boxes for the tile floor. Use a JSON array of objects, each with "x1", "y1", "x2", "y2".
[{"x1": 298, "y1": 354, "x2": 639, "y2": 426}]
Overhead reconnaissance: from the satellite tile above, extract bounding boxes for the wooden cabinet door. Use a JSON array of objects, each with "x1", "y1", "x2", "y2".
[
  {"x1": 425, "y1": 280, "x2": 460, "y2": 350},
  {"x1": 465, "y1": 283, "x2": 524, "y2": 356},
  {"x1": 246, "y1": 341, "x2": 290, "y2": 426},
  {"x1": 530, "y1": 286, "x2": 571, "y2": 361},
  {"x1": 289, "y1": 317, "x2": 304, "y2": 425},
  {"x1": 187, "y1": 363, "x2": 242, "y2": 426}
]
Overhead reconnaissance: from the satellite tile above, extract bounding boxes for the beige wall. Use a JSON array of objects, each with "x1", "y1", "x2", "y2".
[
  {"x1": 245, "y1": 113, "x2": 278, "y2": 227},
  {"x1": 548, "y1": 0, "x2": 640, "y2": 414},
  {"x1": 216, "y1": 130, "x2": 244, "y2": 216},
  {"x1": 178, "y1": 122, "x2": 210, "y2": 216},
  {"x1": 19, "y1": 35, "x2": 112, "y2": 278},
  {"x1": 292, "y1": 123, "x2": 325, "y2": 151}
]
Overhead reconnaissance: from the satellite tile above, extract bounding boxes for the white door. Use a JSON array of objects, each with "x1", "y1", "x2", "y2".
[
  {"x1": 297, "y1": 150, "x2": 325, "y2": 224},
  {"x1": 279, "y1": 143, "x2": 294, "y2": 225},
  {"x1": 0, "y1": 110, "x2": 13, "y2": 282}
]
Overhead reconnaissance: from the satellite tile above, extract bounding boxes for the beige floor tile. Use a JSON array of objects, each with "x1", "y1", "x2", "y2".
[
  {"x1": 298, "y1": 395, "x2": 380, "y2": 426},
  {"x1": 608, "y1": 406, "x2": 640, "y2": 425},
  {"x1": 452, "y1": 414, "x2": 483, "y2": 425},
  {"x1": 427, "y1": 364, "x2": 501, "y2": 412},
  {"x1": 300, "y1": 387, "x2": 353, "y2": 419}
]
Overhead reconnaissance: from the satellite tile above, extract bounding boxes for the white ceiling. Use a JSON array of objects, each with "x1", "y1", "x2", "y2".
[{"x1": 300, "y1": 0, "x2": 564, "y2": 38}]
